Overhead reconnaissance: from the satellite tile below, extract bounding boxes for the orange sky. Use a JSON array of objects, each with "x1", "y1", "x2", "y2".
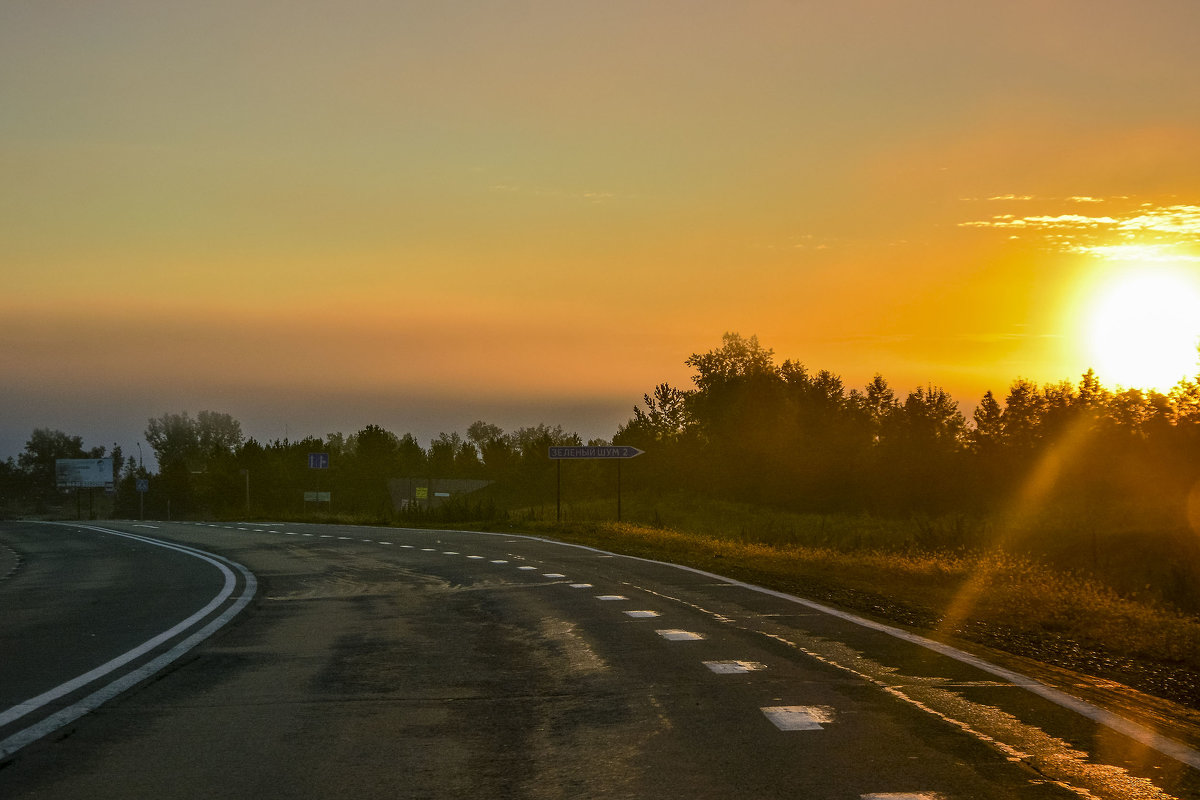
[{"x1": 4, "y1": 2, "x2": 1200, "y2": 460}]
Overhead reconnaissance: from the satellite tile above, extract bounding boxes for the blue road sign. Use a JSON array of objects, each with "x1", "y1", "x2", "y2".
[
  {"x1": 308, "y1": 452, "x2": 330, "y2": 469},
  {"x1": 136, "y1": 478, "x2": 149, "y2": 493},
  {"x1": 548, "y1": 446, "x2": 644, "y2": 459}
]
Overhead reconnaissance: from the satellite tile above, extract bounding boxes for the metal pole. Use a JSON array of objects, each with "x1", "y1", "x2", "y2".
[
  {"x1": 556, "y1": 460, "x2": 561, "y2": 523},
  {"x1": 617, "y1": 459, "x2": 622, "y2": 522},
  {"x1": 239, "y1": 468, "x2": 250, "y2": 515}
]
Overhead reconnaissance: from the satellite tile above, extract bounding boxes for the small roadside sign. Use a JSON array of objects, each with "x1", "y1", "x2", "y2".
[
  {"x1": 548, "y1": 446, "x2": 646, "y2": 523},
  {"x1": 548, "y1": 446, "x2": 644, "y2": 459},
  {"x1": 136, "y1": 479, "x2": 149, "y2": 493},
  {"x1": 308, "y1": 452, "x2": 330, "y2": 469}
]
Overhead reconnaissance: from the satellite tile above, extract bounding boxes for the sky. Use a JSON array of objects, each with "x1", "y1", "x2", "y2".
[{"x1": 4, "y1": 1, "x2": 1200, "y2": 465}]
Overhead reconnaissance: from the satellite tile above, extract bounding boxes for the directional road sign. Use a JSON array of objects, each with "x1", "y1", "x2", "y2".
[
  {"x1": 308, "y1": 452, "x2": 330, "y2": 469},
  {"x1": 548, "y1": 446, "x2": 644, "y2": 459}
]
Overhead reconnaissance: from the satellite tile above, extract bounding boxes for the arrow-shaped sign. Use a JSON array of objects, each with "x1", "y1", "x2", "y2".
[{"x1": 548, "y1": 446, "x2": 645, "y2": 459}]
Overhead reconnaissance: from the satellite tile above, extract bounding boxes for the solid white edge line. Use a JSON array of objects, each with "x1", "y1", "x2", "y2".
[
  {"x1": 0, "y1": 523, "x2": 258, "y2": 759},
  {"x1": 374, "y1": 524, "x2": 1200, "y2": 771}
]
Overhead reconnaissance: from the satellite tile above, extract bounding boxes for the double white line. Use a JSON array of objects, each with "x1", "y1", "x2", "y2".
[{"x1": 0, "y1": 524, "x2": 257, "y2": 759}]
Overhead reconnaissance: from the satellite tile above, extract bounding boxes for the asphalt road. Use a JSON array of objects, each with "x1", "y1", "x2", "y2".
[{"x1": 1, "y1": 519, "x2": 1198, "y2": 799}]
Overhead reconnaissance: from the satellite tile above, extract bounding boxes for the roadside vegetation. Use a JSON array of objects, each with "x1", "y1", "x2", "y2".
[{"x1": 3, "y1": 332, "x2": 1200, "y2": 708}]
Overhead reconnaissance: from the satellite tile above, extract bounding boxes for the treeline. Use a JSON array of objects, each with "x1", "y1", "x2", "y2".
[
  {"x1": 3, "y1": 332, "x2": 1199, "y2": 531},
  {"x1": 614, "y1": 333, "x2": 1200, "y2": 524},
  {"x1": 136, "y1": 418, "x2": 588, "y2": 520},
  {"x1": 0, "y1": 414, "x2": 587, "y2": 520}
]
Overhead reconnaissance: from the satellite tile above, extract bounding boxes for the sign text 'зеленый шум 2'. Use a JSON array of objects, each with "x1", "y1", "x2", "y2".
[{"x1": 548, "y1": 446, "x2": 644, "y2": 460}]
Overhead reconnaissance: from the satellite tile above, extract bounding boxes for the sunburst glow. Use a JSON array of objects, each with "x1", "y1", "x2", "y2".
[{"x1": 1084, "y1": 267, "x2": 1200, "y2": 391}]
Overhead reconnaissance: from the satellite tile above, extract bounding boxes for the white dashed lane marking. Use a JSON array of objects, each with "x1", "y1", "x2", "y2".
[
  {"x1": 181, "y1": 525, "x2": 856, "y2": 743},
  {"x1": 704, "y1": 661, "x2": 766, "y2": 674},
  {"x1": 762, "y1": 706, "x2": 835, "y2": 731},
  {"x1": 860, "y1": 794, "x2": 942, "y2": 800}
]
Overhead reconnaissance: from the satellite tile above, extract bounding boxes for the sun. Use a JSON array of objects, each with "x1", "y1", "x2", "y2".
[{"x1": 1084, "y1": 266, "x2": 1200, "y2": 392}]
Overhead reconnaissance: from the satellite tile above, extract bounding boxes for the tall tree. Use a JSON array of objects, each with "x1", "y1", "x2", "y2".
[
  {"x1": 684, "y1": 332, "x2": 777, "y2": 393},
  {"x1": 145, "y1": 411, "x2": 243, "y2": 472},
  {"x1": 145, "y1": 412, "x2": 198, "y2": 469},
  {"x1": 620, "y1": 383, "x2": 693, "y2": 446},
  {"x1": 19, "y1": 428, "x2": 103, "y2": 489}
]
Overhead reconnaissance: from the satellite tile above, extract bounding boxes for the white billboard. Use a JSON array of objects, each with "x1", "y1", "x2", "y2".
[{"x1": 56, "y1": 458, "x2": 114, "y2": 489}]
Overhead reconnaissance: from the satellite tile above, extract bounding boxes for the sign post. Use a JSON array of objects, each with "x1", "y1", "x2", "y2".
[
  {"x1": 307, "y1": 453, "x2": 330, "y2": 512},
  {"x1": 56, "y1": 458, "x2": 114, "y2": 521},
  {"x1": 547, "y1": 446, "x2": 645, "y2": 523},
  {"x1": 136, "y1": 478, "x2": 149, "y2": 520}
]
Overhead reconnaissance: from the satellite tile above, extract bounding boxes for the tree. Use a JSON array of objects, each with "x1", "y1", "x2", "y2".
[
  {"x1": 970, "y1": 391, "x2": 1004, "y2": 454},
  {"x1": 892, "y1": 385, "x2": 966, "y2": 452},
  {"x1": 1000, "y1": 379, "x2": 1045, "y2": 452},
  {"x1": 684, "y1": 332, "x2": 777, "y2": 393},
  {"x1": 19, "y1": 428, "x2": 104, "y2": 490},
  {"x1": 429, "y1": 432, "x2": 475, "y2": 477},
  {"x1": 467, "y1": 421, "x2": 515, "y2": 477},
  {"x1": 145, "y1": 411, "x2": 243, "y2": 471},
  {"x1": 341, "y1": 424, "x2": 401, "y2": 518},
  {"x1": 620, "y1": 383, "x2": 693, "y2": 446},
  {"x1": 196, "y1": 411, "x2": 244, "y2": 459},
  {"x1": 145, "y1": 412, "x2": 199, "y2": 470},
  {"x1": 858, "y1": 374, "x2": 899, "y2": 443}
]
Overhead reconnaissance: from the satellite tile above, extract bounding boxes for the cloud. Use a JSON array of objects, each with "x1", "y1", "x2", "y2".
[
  {"x1": 958, "y1": 214, "x2": 1119, "y2": 229},
  {"x1": 489, "y1": 182, "x2": 618, "y2": 202},
  {"x1": 958, "y1": 201, "x2": 1200, "y2": 262}
]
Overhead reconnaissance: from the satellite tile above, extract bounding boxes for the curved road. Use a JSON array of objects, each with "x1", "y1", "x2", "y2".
[
  {"x1": 1, "y1": 519, "x2": 1197, "y2": 799},
  {"x1": 0, "y1": 522, "x2": 255, "y2": 760}
]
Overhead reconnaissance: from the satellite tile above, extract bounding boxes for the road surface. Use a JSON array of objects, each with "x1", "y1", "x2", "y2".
[{"x1": 1, "y1": 519, "x2": 1197, "y2": 799}]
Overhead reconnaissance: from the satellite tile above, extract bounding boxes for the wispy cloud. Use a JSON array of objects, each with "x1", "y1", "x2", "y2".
[
  {"x1": 958, "y1": 201, "x2": 1200, "y2": 262},
  {"x1": 958, "y1": 213, "x2": 1120, "y2": 229},
  {"x1": 489, "y1": 183, "x2": 618, "y2": 203}
]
